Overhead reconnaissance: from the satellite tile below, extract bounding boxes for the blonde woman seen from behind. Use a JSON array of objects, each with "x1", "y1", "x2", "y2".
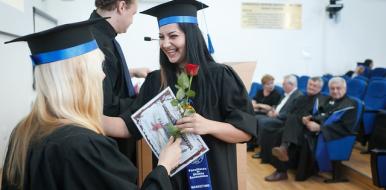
[{"x1": 1, "y1": 19, "x2": 181, "y2": 190}]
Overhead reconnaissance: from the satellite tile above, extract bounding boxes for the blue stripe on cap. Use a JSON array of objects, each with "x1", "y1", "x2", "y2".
[
  {"x1": 30, "y1": 40, "x2": 98, "y2": 65},
  {"x1": 158, "y1": 16, "x2": 198, "y2": 27}
]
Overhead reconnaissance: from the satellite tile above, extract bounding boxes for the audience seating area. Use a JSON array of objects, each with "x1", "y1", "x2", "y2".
[{"x1": 248, "y1": 68, "x2": 386, "y2": 188}]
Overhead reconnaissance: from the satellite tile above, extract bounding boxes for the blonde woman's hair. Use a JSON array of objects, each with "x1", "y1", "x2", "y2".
[
  {"x1": 261, "y1": 74, "x2": 275, "y2": 85},
  {"x1": 4, "y1": 49, "x2": 105, "y2": 189}
]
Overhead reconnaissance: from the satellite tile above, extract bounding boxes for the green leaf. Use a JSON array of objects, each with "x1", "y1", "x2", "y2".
[
  {"x1": 175, "y1": 84, "x2": 180, "y2": 89},
  {"x1": 177, "y1": 73, "x2": 190, "y2": 89},
  {"x1": 171, "y1": 99, "x2": 179, "y2": 106},
  {"x1": 176, "y1": 89, "x2": 185, "y2": 100},
  {"x1": 183, "y1": 108, "x2": 196, "y2": 117},
  {"x1": 186, "y1": 90, "x2": 196, "y2": 98},
  {"x1": 166, "y1": 123, "x2": 181, "y2": 138},
  {"x1": 181, "y1": 99, "x2": 188, "y2": 105}
]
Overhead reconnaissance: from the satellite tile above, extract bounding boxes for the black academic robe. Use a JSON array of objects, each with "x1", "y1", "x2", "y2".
[
  {"x1": 281, "y1": 93, "x2": 328, "y2": 146},
  {"x1": 1, "y1": 125, "x2": 172, "y2": 190},
  {"x1": 313, "y1": 95, "x2": 357, "y2": 141},
  {"x1": 120, "y1": 63, "x2": 257, "y2": 190},
  {"x1": 89, "y1": 11, "x2": 137, "y2": 161},
  {"x1": 276, "y1": 95, "x2": 356, "y2": 180}
]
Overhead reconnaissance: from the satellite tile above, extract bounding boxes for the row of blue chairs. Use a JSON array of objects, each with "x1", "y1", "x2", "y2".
[
  {"x1": 248, "y1": 83, "x2": 284, "y2": 99},
  {"x1": 248, "y1": 76, "x2": 385, "y2": 183}
]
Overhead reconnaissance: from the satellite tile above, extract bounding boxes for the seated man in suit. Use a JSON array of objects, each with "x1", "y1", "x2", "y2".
[
  {"x1": 260, "y1": 76, "x2": 326, "y2": 181},
  {"x1": 252, "y1": 75, "x2": 302, "y2": 158},
  {"x1": 267, "y1": 77, "x2": 357, "y2": 181}
]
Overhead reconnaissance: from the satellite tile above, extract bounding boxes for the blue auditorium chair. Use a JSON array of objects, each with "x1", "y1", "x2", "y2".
[
  {"x1": 371, "y1": 67, "x2": 386, "y2": 78},
  {"x1": 371, "y1": 149, "x2": 386, "y2": 189},
  {"x1": 323, "y1": 74, "x2": 333, "y2": 80},
  {"x1": 321, "y1": 76, "x2": 330, "y2": 95},
  {"x1": 341, "y1": 75, "x2": 350, "y2": 81},
  {"x1": 298, "y1": 75, "x2": 309, "y2": 94},
  {"x1": 346, "y1": 78, "x2": 367, "y2": 100},
  {"x1": 363, "y1": 80, "x2": 386, "y2": 135},
  {"x1": 370, "y1": 76, "x2": 385, "y2": 82},
  {"x1": 370, "y1": 111, "x2": 386, "y2": 189},
  {"x1": 248, "y1": 82, "x2": 262, "y2": 99},
  {"x1": 353, "y1": 75, "x2": 369, "y2": 82},
  {"x1": 274, "y1": 85, "x2": 284, "y2": 96},
  {"x1": 315, "y1": 97, "x2": 363, "y2": 183}
]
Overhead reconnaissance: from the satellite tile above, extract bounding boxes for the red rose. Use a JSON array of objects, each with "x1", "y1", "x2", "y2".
[{"x1": 185, "y1": 63, "x2": 200, "y2": 76}]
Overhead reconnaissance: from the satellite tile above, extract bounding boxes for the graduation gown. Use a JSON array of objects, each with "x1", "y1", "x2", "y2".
[
  {"x1": 120, "y1": 63, "x2": 257, "y2": 190},
  {"x1": 1, "y1": 125, "x2": 172, "y2": 190},
  {"x1": 89, "y1": 11, "x2": 137, "y2": 161},
  {"x1": 295, "y1": 95, "x2": 356, "y2": 180}
]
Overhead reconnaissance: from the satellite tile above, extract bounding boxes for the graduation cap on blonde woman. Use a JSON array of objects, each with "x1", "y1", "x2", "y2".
[
  {"x1": 5, "y1": 18, "x2": 107, "y2": 66},
  {"x1": 141, "y1": 0, "x2": 215, "y2": 54}
]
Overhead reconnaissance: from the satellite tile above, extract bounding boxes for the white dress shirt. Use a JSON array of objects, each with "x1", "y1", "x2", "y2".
[{"x1": 275, "y1": 88, "x2": 298, "y2": 113}]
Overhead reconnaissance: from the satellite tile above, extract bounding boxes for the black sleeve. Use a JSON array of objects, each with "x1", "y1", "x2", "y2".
[
  {"x1": 60, "y1": 135, "x2": 137, "y2": 190},
  {"x1": 119, "y1": 71, "x2": 160, "y2": 140},
  {"x1": 61, "y1": 135, "x2": 172, "y2": 190},
  {"x1": 103, "y1": 73, "x2": 136, "y2": 115},
  {"x1": 102, "y1": 48, "x2": 136, "y2": 117},
  {"x1": 321, "y1": 104, "x2": 357, "y2": 141},
  {"x1": 141, "y1": 166, "x2": 173, "y2": 190},
  {"x1": 220, "y1": 65, "x2": 257, "y2": 139}
]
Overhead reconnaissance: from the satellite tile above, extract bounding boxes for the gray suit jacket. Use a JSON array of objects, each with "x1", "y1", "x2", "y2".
[{"x1": 277, "y1": 89, "x2": 303, "y2": 120}]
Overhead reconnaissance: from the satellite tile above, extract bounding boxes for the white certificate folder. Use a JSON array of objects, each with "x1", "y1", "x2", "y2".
[{"x1": 131, "y1": 87, "x2": 209, "y2": 176}]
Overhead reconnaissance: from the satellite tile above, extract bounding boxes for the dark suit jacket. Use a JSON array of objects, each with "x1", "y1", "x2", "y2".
[{"x1": 277, "y1": 89, "x2": 303, "y2": 120}]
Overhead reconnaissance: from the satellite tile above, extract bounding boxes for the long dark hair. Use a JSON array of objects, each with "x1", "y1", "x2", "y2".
[{"x1": 159, "y1": 23, "x2": 216, "y2": 114}]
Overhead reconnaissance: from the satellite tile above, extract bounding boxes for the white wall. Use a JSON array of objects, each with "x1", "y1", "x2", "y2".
[
  {"x1": 324, "y1": 0, "x2": 386, "y2": 75},
  {"x1": 36, "y1": 0, "x2": 325, "y2": 83},
  {"x1": 202, "y1": 0, "x2": 327, "y2": 83},
  {"x1": 38, "y1": 0, "x2": 386, "y2": 83},
  {"x1": 0, "y1": 34, "x2": 34, "y2": 163}
]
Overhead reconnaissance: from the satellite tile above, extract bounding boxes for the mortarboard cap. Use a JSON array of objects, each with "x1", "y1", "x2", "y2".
[
  {"x1": 140, "y1": 0, "x2": 208, "y2": 27},
  {"x1": 357, "y1": 62, "x2": 365, "y2": 67},
  {"x1": 5, "y1": 18, "x2": 107, "y2": 66}
]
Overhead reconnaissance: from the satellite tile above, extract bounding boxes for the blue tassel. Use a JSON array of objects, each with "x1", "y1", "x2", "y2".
[{"x1": 207, "y1": 34, "x2": 214, "y2": 54}]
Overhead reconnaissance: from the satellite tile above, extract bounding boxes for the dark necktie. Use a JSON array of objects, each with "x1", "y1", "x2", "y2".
[{"x1": 113, "y1": 39, "x2": 136, "y2": 97}]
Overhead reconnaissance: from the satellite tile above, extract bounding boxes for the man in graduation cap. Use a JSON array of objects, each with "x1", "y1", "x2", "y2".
[
  {"x1": 89, "y1": 0, "x2": 150, "y2": 163},
  {"x1": 2, "y1": 18, "x2": 181, "y2": 190}
]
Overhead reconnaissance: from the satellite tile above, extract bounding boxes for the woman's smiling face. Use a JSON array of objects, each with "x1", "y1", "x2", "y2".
[{"x1": 159, "y1": 23, "x2": 187, "y2": 65}]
